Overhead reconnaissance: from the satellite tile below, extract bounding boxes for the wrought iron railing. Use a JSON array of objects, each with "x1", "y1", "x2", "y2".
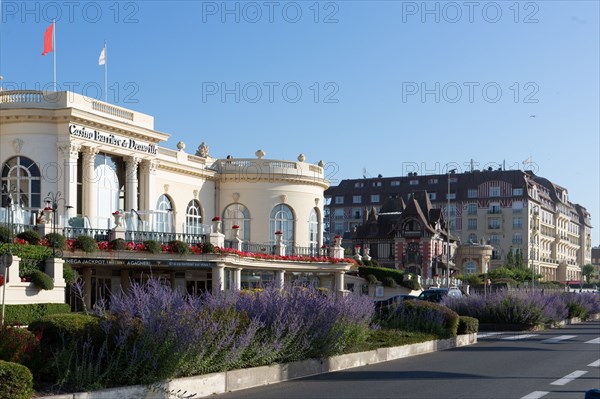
[{"x1": 63, "y1": 227, "x2": 111, "y2": 242}]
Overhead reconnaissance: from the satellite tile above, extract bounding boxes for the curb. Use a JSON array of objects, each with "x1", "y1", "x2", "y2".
[{"x1": 41, "y1": 333, "x2": 477, "y2": 399}]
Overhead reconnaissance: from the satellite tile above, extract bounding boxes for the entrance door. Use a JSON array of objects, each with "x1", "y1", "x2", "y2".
[{"x1": 96, "y1": 164, "x2": 120, "y2": 229}]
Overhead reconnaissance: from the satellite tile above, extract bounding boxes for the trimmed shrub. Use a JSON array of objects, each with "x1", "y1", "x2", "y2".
[
  {"x1": 202, "y1": 242, "x2": 216, "y2": 253},
  {"x1": 144, "y1": 240, "x2": 162, "y2": 254},
  {"x1": 457, "y1": 316, "x2": 479, "y2": 335},
  {"x1": 74, "y1": 236, "x2": 97, "y2": 253},
  {"x1": 63, "y1": 263, "x2": 76, "y2": 284},
  {"x1": 45, "y1": 233, "x2": 67, "y2": 250},
  {"x1": 366, "y1": 274, "x2": 378, "y2": 284},
  {"x1": 169, "y1": 240, "x2": 190, "y2": 255},
  {"x1": 383, "y1": 300, "x2": 459, "y2": 338},
  {"x1": 16, "y1": 231, "x2": 41, "y2": 245},
  {"x1": 358, "y1": 266, "x2": 404, "y2": 285},
  {"x1": 0, "y1": 360, "x2": 34, "y2": 399},
  {"x1": 401, "y1": 278, "x2": 422, "y2": 291},
  {"x1": 28, "y1": 313, "x2": 101, "y2": 352},
  {"x1": 28, "y1": 270, "x2": 54, "y2": 290},
  {"x1": 4, "y1": 303, "x2": 71, "y2": 326},
  {"x1": 383, "y1": 276, "x2": 397, "y2": 288},
  {"x1": 0, "y1": 226, "x2": 10, "y2": 243},
  {"x1": 110, "y1": 238, "x2": 127, "y2": 251}
]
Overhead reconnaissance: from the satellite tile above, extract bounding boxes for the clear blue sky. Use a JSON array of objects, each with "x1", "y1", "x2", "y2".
[{"x1": 1, "y1": 1, "x2": 599, "y2": 244}]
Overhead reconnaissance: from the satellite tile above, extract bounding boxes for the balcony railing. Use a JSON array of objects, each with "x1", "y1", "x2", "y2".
[{"x1": 223, "y1": 241, "x2": 324, "y2": 257}]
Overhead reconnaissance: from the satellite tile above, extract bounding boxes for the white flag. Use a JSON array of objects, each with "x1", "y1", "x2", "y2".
[{"x1": 98, "y1": 47, "x2": 106, "y2": 65}]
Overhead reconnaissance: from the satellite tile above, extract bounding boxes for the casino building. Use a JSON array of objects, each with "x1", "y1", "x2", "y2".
[{"x1": 0, "y1": 90, "x2": 350, "y2": 308}]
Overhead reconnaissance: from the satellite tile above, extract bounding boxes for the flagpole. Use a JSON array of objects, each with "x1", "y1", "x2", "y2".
[
  {"x1": 104, "y1": 40, "x2": 108, "y2": 102},
  {"x1": 53, "y1": 19, "x2": 57, "y2": 92}
]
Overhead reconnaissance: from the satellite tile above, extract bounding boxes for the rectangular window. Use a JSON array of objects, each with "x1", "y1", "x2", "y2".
[
  {"x1": 429, "y1": 192, "x2": 437, "y2": 200},
  {"x1": 513, "y1": 201, "x2": 523, "y2": 213},
  {"x1": 512, "y1": 188, "x2": 523, "y2": 196},
  {"x1": 409, "y1": 179, "x2": 419, "y2": 185},
  {"x1": 372, "y1": 182, "x2": 382, "y2": 187},
  {"x1": 391, "y1": 181, "x2": 400, "y2": 187},
  {"x1": 354, "y1": 182, "x2": 364, "y2": 188},
  {"x1": 352, "y1": 195, "x2": 362, "y2": 204},
  {"x1": 513, "y1": 217, "x2": 522, "y2": 229},
  {"x1": 468, "y1": 189, "x2": 478, "y2": 198},
  {"x1": 334, "y1": 222, "x2": 344, "y2": 234},
  {"x1": 352, "y1": 208, "x2": 361, "y2": 219},
  {"x1": 467, "y1": 203, "x2": 477, "y2": 215},
  {"x1": 512, "y1": 233, "x2": 523, "y2": 244},
  {"x1": 334, "y1": 208, "x2": 344, "y2": 220},
  {"x1": 449, "y1": 177, "x2": 458, "y2": 183},
  {"x1": 446, "y1": 193, "x2": 456, "y2": 200},
  {"x1": 468, "y1": 219, "x2": 477, "y2": 230},
  {"x1": 490, "y1": 234, "x2": 500, "y2": 245},
  {"x1": 371, "y1": 194, "x2": 380, "y2": 203},
  {"x1": 489, "y1": 204, "x2": 501, "y2": 214},
  {"x1": 428, "y1": 178, "x2": 438, "y2": 184},
  {"x1": 490, "y1": 187, "x2": 500, "y2": 197},
  {"x1": 335, "y1": 196, "x2": 344, "y2": 204},
  {"x1": 489, "y1": 218, "x2": 501, "y2": 229}
]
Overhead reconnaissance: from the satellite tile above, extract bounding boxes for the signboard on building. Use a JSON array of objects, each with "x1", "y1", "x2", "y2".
[{"x1": 69, "y1": 124, "x2": 158, "y2": 155}]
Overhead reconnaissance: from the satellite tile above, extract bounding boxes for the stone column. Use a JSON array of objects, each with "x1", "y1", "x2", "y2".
[
  {"x1": 126, "y1": 156, "x2": 140, "y2": 215},
  {"x1": 232, "y1": 268, "x2": 242, "y2": 291},
  {"x1": 82, "y1": 268, "x2": 92, "y2": 311},
  {"x1": 44, "y1": 258, "x2": 65, "y2": 286},
  {"x1": 120, "y1": 269, "x2": 130, "y2": 293},
  {"x1": 274, "y1": 270, "x2": 285, "y2": 289},
  {"x1": 82, "y1": 147, "x2": 99, "y2": 228},
  {"x1": 335, "y1": 270, "x2": 345, "y2": 294},
  {"x1": 212, "y1": 264, "x2": 225, "y2": 292},
  {"x1": 57, "y1": 142, "x2": 81, "y2": 223},
  {"x1": 139, "y1": 159, "x2": 159, "y2": 217}
]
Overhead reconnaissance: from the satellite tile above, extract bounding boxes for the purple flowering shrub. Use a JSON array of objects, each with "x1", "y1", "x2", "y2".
[
  {"x1": 441, "y1": 291, "x2": 598, "y2": 326},
  {"x1": 562, "y1": 292, "x2": 600, "y2": 319},
  {"x1": 52, "y1": 279, "x2": 374, "y2": 390}
]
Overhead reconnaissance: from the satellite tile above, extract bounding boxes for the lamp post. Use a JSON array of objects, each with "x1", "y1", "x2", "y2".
[
  {"x1": 44, "y1": 191, "x2": 68, "y2": 258},
  {"x1": 1, "y1": 184, "x2": 16, "y2": 327},
  {"x1": 446, "y1": 169, "x2": 456, "y2": 288}
]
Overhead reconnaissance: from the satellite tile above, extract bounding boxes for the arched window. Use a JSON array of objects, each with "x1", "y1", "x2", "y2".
[
  {"x1": 1, "y1": 156, "x2": 41, "y2": 208},
  {"x1": 185, "y1": 200, "x2": 202, "y2": 235},
  {"x1": 464, "y1": 261, "x2": 477, "y2": 275},
  {"x1": 156, "y1": 194, "x2": 174, "y2": 233},
  {"x1": 308, "y1": 208, "x2": 319, "y2": 252},
  {"x1": 270, "y1": 204, "x2": 294, "y2": 245},
  {"x1": 223, "y1": 203, "x2": 250, "y2": 241}
]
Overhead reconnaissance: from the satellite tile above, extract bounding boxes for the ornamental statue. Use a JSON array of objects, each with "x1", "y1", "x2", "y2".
[{"x1": 196, "y1": 142, "x2": 209, "y2": 158}]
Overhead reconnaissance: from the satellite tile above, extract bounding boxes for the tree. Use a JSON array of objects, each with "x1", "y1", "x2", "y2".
[
  {"x1": 514, "y1": 249, "x2": 525, "y2": 269},
  {"x1": 581, "y1": 264, "x2": 595, "y2": 283},
  {"x1": 505, "y1": 249, "x2": 515, "y2": 269}
]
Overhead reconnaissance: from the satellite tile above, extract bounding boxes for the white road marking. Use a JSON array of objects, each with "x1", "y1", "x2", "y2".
[
  {"x1": 520, "y1": 391, "x2": 550, "y2": 399},
  {"x1": 477, "y1": 332, "x2": 504, "y2": 338},
  {"x1": 501, "y1": 334, "x2": 539, "y2": 341},
  {"x1": 550, "y1": 370, "x2": 588, "y2": 386},
  {"x1": 541, "y1": 335, "x2": 576, "y2": 344},
  {"x1": 588, "y1": 359, "x2": 600, "y2": 367},
  {"x1": 585, "y1": 338, "x2": 600, "y2": 344}
]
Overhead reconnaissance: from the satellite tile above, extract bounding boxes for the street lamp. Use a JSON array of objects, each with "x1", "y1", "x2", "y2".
[
  {"x1": 446, "y1": 169, "x2": 457, "y2": 288},
  {"x1": 1, "y1": 184, "x2": 16, "y2": 327},
  {"x1": 44, "y1": 191, "x2": 69, "y2": 258}
]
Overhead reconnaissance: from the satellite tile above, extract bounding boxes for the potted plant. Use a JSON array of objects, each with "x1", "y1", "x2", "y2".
[
  {"x1": 112, "y1": 210, "x2": 124, "y2": 228},
  {"x1": 211, "y1": 216, "x2": 222, "y2": 233},
  {"x1": 231, "y1": 224, "x2": 240, "y2": 239}
]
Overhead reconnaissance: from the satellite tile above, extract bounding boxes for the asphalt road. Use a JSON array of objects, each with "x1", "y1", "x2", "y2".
[{"x1": 214, "y1": 321, "x2": 600, "y2": 399}]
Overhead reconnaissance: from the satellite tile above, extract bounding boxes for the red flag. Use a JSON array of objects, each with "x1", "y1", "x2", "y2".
[{"x1": 42, "y1": 23, "x2": 53, "y2": 56}]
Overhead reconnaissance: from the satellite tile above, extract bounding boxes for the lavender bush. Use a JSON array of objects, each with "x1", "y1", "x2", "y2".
[
  {"x1": 52, "y1": 279, "x2": 374, "y2": 391},
  {"x1": 442, "y1": 291, "x2": 600, "y2": 326}
]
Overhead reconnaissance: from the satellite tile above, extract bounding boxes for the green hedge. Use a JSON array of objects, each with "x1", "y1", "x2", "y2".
[
  {"x1": 74, "y1": 236, "x2": 97, "y2": 253},
  {"x1": 0, "y1": 226, "x2": 10, "y2": 243},
  {"x1": 0, "y1": 360, "x2": 34, "y2": 399},
  {"x1": 45, "y1": 233, "x2": 67, "y2": 250},
  {"x1": 0, "y1": 327, "x2": 39, "y2": 365},
  {"x1": 110, "y1": 238, "x2": 127, "y2": 250},
  {"x1": 169, "y1": 240, "x2": 190, "y2": 255},
  {"x1": 0, "y1": 244, "x2": 52, "y2": 277},
  {"x1": 16, "y1": 231, "x2": 41, "y2": 246},
  {"x1": 144, "y1": 240, "x2": 162, "y2": 254},
  {"x1": 28, "y1": 313, "x2": 101, "y2": 352},
  {"x1": 457, "y1": 316, "x2": 479, "y2": 335},
  {"x1": 28, "y1": 270, "x2": 54, "y2": 290},
  {"x1": 4, "y1": 303, "x2": 71, "y2": 326},
  {"x1": 383, "y1": 300, "x2": 459, "y2": 338}
]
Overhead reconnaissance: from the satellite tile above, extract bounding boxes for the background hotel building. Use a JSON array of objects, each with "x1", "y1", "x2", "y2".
[
  {"x1": 0, "y1": 90, "x2": 341, "y2": 307},
  {"x1": 325, "y1": 171, "x2": 592, "y2": 282}
]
